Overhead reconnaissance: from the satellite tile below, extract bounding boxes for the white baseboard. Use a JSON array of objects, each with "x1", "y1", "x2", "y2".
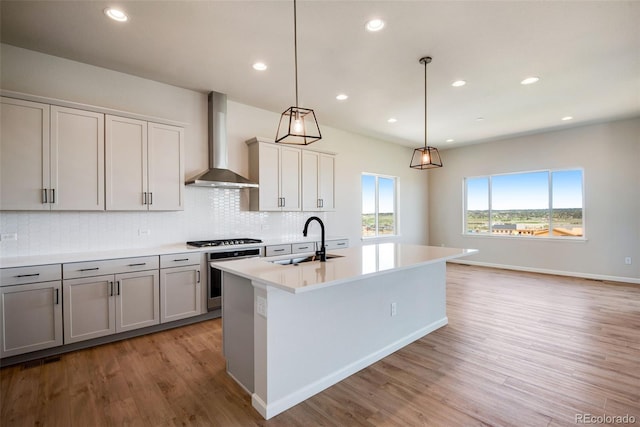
[
  {"x1": 448, "y1": 259, "x2": 639, "y2": 285},
  {"x1": 252, "y1": 317, "x2": 449, "y2": 420}
]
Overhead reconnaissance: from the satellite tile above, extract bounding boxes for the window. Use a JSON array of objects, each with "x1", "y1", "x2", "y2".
[
  {"x1": 362, "y1": 173, "x2": 397, "y2": 238},
  {"x1": 464, "y1": 169, "x2": 584, "y2": 238}
]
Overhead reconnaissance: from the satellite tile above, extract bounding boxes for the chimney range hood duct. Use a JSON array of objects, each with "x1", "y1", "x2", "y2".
[{"x1": 186, "y1": 91, "x2": 258, "y2": 189}]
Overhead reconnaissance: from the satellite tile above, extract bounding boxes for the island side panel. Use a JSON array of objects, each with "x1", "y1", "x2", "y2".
[
  {"x1": 221, "y1": 272, "x2": 254, "y2": 393},
  {"x1": 252, "y1": 261, "x2": 447, "y2": 419}
]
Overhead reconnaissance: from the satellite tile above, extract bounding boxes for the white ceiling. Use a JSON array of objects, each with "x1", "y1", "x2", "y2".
[{"x1": 1, "y1": 1, "x2": 639, "y2": 149}]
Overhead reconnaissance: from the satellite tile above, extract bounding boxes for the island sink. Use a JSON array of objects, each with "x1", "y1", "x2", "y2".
[{"x1": 269, "y1": 254, "x2": 343, "y2": 265}]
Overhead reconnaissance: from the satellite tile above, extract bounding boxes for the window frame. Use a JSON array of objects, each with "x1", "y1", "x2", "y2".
[
  {"x1": 361, "y1": 172, "x2": 399, "y2": 239},
  {"x1": 463, "y1": 168, "x2": 586, "y2": 240}
]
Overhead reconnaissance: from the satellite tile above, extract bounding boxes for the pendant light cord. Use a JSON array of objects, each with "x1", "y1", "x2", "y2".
[
  {"x1": 423, "y1": 57, "x2": 428, "y2": 150},
  {"x1": 293, "y1": 0, "x2": 299, "y2": 108}
]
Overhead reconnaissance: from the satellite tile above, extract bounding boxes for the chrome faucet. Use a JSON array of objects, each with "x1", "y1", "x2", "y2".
[{"x1": 303, "y1": 216, "x2": 326, "y2": 262}]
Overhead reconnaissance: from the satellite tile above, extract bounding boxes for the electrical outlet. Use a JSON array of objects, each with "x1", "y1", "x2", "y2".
[
  {"x1": 390, "y1": 302, "x2": 397, "y2": 317},
  {"x1": 256, "y1": 296, "x2": 268, "y2": 318},
  {"x1": 138, "y1": 229, "x2": 151, "y2": 236},
  {"x1": 624, "y1": 257, "x2": 632, "y2": 265},
  {"x1": 1, "y1": 233, "x2": 18, "y2": 241}
]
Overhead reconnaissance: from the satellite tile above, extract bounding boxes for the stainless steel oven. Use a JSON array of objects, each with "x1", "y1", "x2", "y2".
[
  {"x1": 207, "y1": 248, "x2": 261, "y2": 310},
  {"x1": 187, "y1": 239, "x2": 263, "y2": 311}
]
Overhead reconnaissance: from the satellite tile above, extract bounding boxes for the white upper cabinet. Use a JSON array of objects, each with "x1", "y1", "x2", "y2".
[
  {"x1": 106, "y1": 115, "x2": 184, "y2": 211},
  {"x1": 51, "y1": 106, "x2": 105, "y2": 210},
  {"x1": 106, "y1": 115, "x2": 148, "y2": 210},
  {"x1": 1, "y1": 97, "x2": 50, "y2": 210},
  {"x1": 1, "y1": 95, "x2": 183, "y2": 212},
  {"x1": 247, "y1": 139, "x2": 301, "y2": 211},
  {"x1": 302, "y1": 151, "x2": 335, "y2": 211},
  {"x1": 0, "y1": 98, "x2": 105, "y2": 211},
  {"x1": 147, "y1": 122, "x2": 185, "y2": 211}
]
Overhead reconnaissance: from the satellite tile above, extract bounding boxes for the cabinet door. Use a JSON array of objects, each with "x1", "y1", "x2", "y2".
[
  {"x1": 51, "y1": 106, "x2": 105, "y2": 210},
  {"x1": 0, "y1": 281, "x2": 62, "y2": 358},
  {"x1": 257, "y1": 143, "x2": 282, "y2": 211},
  {"x1": 318, "y1": 154, "x2": 335, "y2": 211},
  {"x1": 160, "y1": 266, "x2": 201, "y2": 323},
  {"x1": 105, "y1": 115, "x2": 148, "y2": 210},
  {"x1": 280, "y1": 146, "x2": 301, "y2": 211},
  {"x1": 115, "y1": 270, "x2": 159, "y2": 332},
  {"x1": 0, "y1": 97, "x2": 50, "y2": 211},
  {"x1": 302, "y1": 151, "x2": 320, "y2": 211},
  {"x1": 148, "y1": 122, "x2": 184, "y2": 211},
  {"x1": 63, "y1": 275, "x2": 115, "y2": 344}
]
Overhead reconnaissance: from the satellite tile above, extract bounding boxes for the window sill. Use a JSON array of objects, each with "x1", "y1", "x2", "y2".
[{"x1": 461, "y1": 233, "x2": 587, "y2": 242}]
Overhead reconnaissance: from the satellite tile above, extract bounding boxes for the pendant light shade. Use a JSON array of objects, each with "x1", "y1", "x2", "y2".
[
  {"x1": 276, "y1": 106, "x2": 321, "y2": 145},
  {"x1": 410, "y1": 145, "x2": 443, "y2": 169},
  {"x1": 410, "y1": 56, "x2": 443, "y2": 169},
  {"x1": 275, "y1": 0, "x2": 322, "y2": 145}
]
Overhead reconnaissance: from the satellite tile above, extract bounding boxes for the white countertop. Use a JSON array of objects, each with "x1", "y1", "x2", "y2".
[
  {"x1": 211, "y1": 243, "x2": 478, "y2": 294},
  {"x1": 0, "y1": 236, "x2": 348, "y2": 269},
  {"x1": 0, "y1": 244, "x2": 206, "y2": 268}
]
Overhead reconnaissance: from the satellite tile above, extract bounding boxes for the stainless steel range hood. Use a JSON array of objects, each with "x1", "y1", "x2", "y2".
[{"x1": 186, "y1": 91, "x2": 258, "y2": 189}]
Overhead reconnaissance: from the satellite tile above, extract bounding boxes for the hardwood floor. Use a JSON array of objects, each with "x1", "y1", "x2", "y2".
[{"x1": 1, "y1": 264, "x2": 638, "y2": 426}]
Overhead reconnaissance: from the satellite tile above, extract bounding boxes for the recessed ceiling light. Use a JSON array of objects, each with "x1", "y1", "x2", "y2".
[
  {"x1": 520, "y1": 76, "x2": 540, "y2": 85},
  {"x1": 476, "y1": 117, "x2": 485, "y2": 122},
  {"x1": 252, "y1": 62, "x2": 267, "y2": 71},
  {"x1": 451, "y1": 80, "x2": 466, "y2": 87},
  {"x1": 446, "y1": 139, "x2": 454, "y2": 143},
  {"x1": 104, "y1": 7, "x2": 128, "y2": 22},
  {"x1": 561, "y1": 116, "x2": 573, "y2": 121},
  {"x1": 387, "y1": 118, "x2": 397, "y2": 123},
  {"x1": 336, "y1": 94, "x2": 348, "y2": 101},
  {"x1": 366, "y1": 19, "x2": 385, "y2": 32}
]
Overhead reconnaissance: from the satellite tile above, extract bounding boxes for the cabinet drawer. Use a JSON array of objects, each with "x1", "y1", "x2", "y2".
[
  {"x1": 292, "y1": 242, "x2": 316, "y2": 254},
  {"x1": 63, "y1": 256, "x2": 159, "y2": 279},
  {"x1": 265, "y1": 244, "x2": 292, "y2": 257},
  {"x1": 160, "y1": 253, "x2": 201, "y2": 268},
  {"x1": 1, "y1": 264, "x2": 61, "y2": 286},
  {"x1": 325, "y1": 239, "x2": 349, "y2": 250}
]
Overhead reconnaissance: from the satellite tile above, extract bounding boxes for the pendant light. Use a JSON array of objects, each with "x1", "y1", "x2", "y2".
[
  {"x1": 275, "y1": 0, "x2": 322, "y2": 145},
  {"x1": 410, "y1": 56, "x2": 443, "y2": 169}
]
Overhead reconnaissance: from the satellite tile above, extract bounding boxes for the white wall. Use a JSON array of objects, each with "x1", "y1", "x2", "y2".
[
  {"x1": 0, "y1": 44, "x2": 429, "y2": 257},
  {"x1": 429, "y1": 118, "x2": 640, "y2": 282}
]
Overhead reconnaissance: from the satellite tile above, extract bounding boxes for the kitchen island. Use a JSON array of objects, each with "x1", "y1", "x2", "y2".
[{"x1": 212, "y1": 243, "x2": 477, "y2": 420}]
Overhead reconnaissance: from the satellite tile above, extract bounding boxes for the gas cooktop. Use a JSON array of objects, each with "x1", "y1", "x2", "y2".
[{"x1": 187, "y1": 238, "x2": 263, "y2": 248}]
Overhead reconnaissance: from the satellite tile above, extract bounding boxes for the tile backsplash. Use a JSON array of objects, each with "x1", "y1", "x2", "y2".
[{"x1": 0, "y1": 187, "x2": 330, "y2": 258}]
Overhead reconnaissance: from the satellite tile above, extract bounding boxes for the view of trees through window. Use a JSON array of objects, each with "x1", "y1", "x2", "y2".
[
  {"x1": 362, "y1": 173, "x2": 397, "y2": 237},
  {"x1": 465, "y1": 169, "x2": 583, "y2": 238}
]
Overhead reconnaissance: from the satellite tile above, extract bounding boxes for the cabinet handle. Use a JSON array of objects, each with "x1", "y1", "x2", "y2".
[
  {"x1": 50, "y1": 188, "x2": 56, "y2": 204},
  {"x1": 42, "y1": 188, "x2": 48, "y2": 204},
  {"x1": 143, "y1": 192, "x2": 148, "y2": 205},
  {"x1": 282, "y1": 197, "x2": 285, "y2": 207},
  {"x1": 117, "y1": 280, "x2": 121, "y2": 296},
  {"x1": 128, "y1": 263, "x2": 146, "y2": 267},
  {"x1": 298, "y1": 246, "x2": 309, "y2": 250},
  {"x1": 79, "y1": 267, "x2": 99, "y2": 272},
  {"x1": 273, "y1": 248, "x2": 285, "y2": 252},
  {"x1": 173, "y1": 258, "x2": 189, "y2": 262},
  {"x1": 55, "y1": 288, "x2": 59, "y2": 305},
  {"x1": 337, "y1": 242, "x2": 346, "y2": 246},
  {"x1": 110, "y1": 281, "x2": 114, "y2": 297},
  {"x1": 320, "y1": 199, "x2": 324, "y2": 208},
  {"x1": 16, "y1": 273, "x2": 40, "y2": 278},
  {"x1": 149, "y1": 192, "x2": 153, "y2": 205},
  {"x1": 196, "y1": 270, "x2": 201, "y2": 284}
]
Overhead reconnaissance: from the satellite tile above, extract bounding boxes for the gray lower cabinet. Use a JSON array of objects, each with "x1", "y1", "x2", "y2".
[
  {"x1": 63, "y1": 257, "x2": 160, "y2": 344},
  {"x1": 160, "y1": 253, "x2": 202, "y2": 323},
  {"x1": 0, "y1": 278, "x2": 63, "y2": 358}
]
